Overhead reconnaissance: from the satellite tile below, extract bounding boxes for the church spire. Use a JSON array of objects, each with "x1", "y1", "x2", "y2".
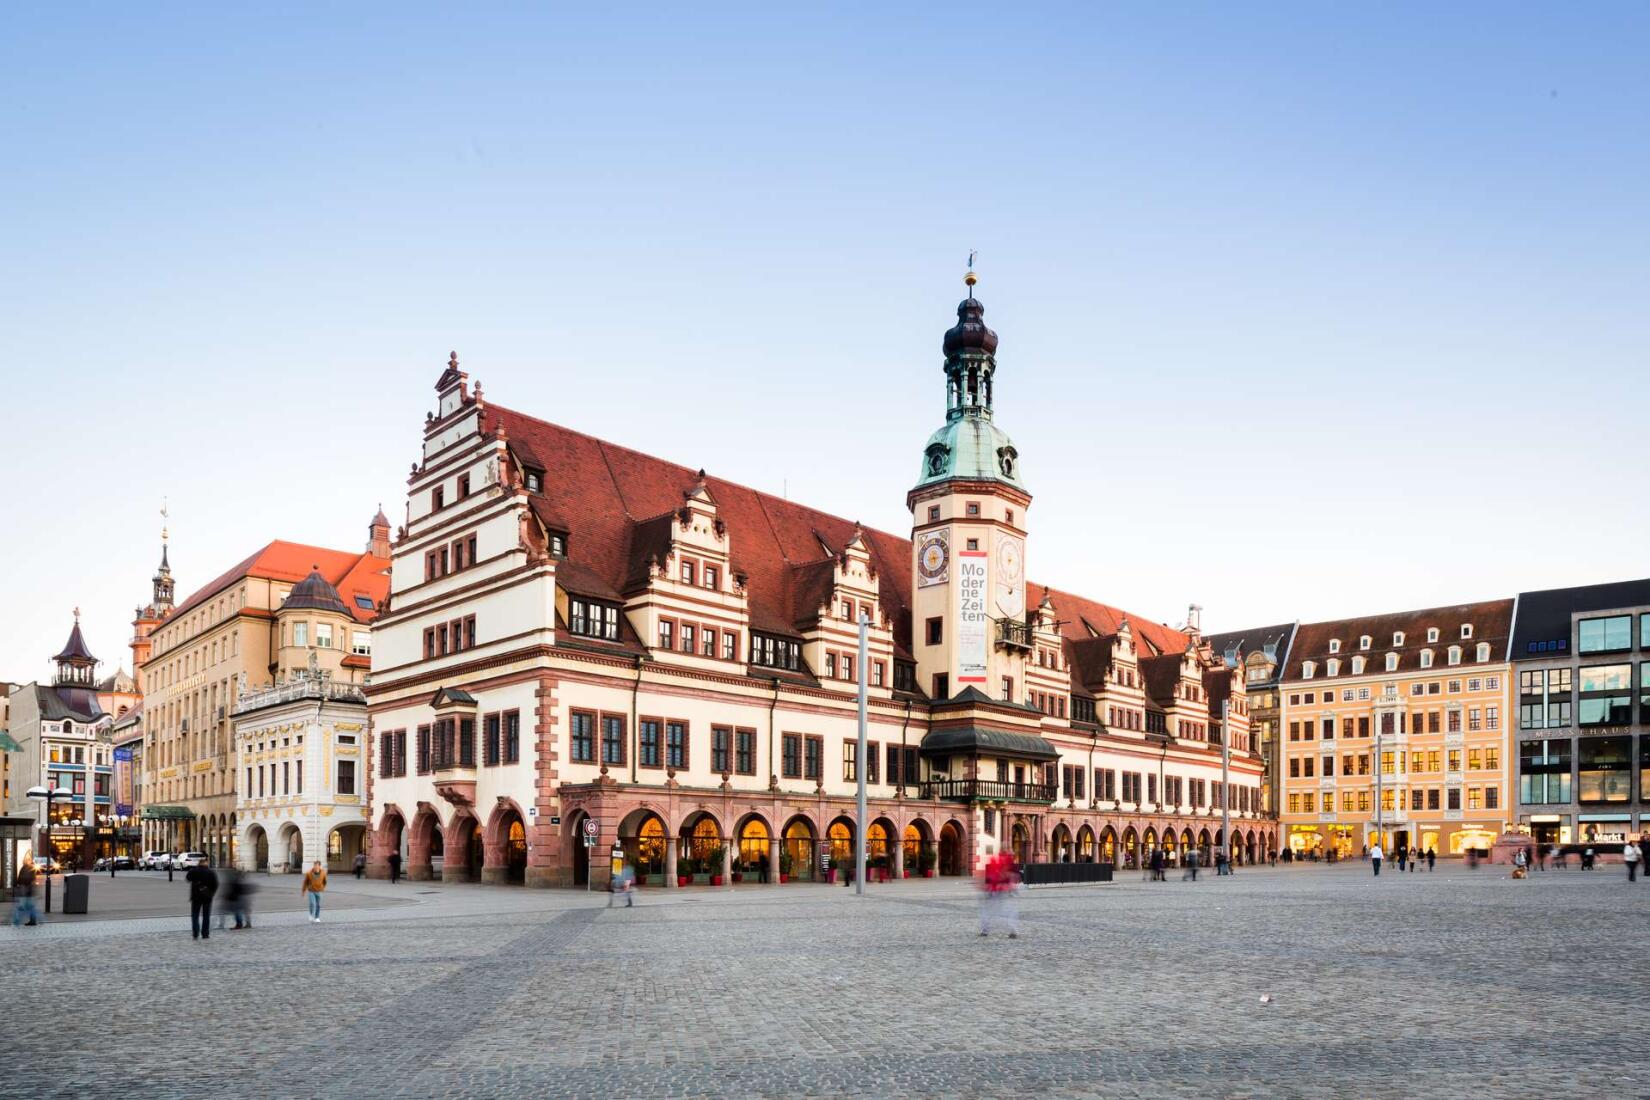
[
  {"x1": 153, "y1": 499, "x2": 175, "y2": 611},
  {"x1": 54, "y1": 608, "x2": 98, "y2": 687}
]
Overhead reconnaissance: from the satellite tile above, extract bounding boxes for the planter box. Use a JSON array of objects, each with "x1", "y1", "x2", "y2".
[
  {"x1": 924, "y1": 869, "x2": 936, "y2": 878},
  {"x1": 731, "y1": 872, "x2": 743, "y2": 884},
  {"x1": 677, "y1": 875, "x2": 689, "y2": 888},
  {"x1": 779, "y1": 873, "x2": 789, "y2": 883},
  {"x1": 710, "y1": 875, "x2": 723, "y2": 887}
]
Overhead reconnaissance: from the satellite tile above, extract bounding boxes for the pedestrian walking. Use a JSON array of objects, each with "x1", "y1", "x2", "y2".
[
  {"x1": 109, "y1": 857, "x2": 117, "y2": 880},
  {"x1": 301, "y1": 860, "x2": 327, "y2": 922},
  {"x1": 186, "y1": 857, "x2": 219, "y2": 940},
  {"x1": 167, "y1": 851, "x2": 176, "y2": 883},
  {"x1": 1512, "y1": 848, "x2": 1528, "y2": 879},
  {"x1": 220, "y1": 867, "x2": 255, "y2": 929},
  {"x1": 1150, "y1": 847, "x2": 1165, "y2": 882},
  {"x1": 607, "y1": 863, "x2": 636, "y2": 908},
  {"x1": 1183, "y1": 848, "x2": 1200, "y2": 882},
  {"x1": 1426, "y1": 848, "x2": 1436, "y2": 871},
  {"x1": 1370, "y1": 841, "x2": 1384, "y2": 876},
  {"x1": 388, "y1": 850, "x2": 402, "y2": 884},
  {"x1": 1409, "y1": 848, "x2": 1417, "y2": 873},
  {"x1": 1536, "y1": 843, "x2": 1548, "y2": 871},
  {"x1": 1623, "y1": 838, "x2": 1642, "y2": 883},
  {"x1": 353, "y1": 851, "x2": 367, "y2": 880},
  {"x1": 977, "y1": 846, "x2": 1019, "y2": 938},
  {"x1": 1269, "y1": 850, "x2": 1277, "y2": 868},
  {"x1": 11, "y1": 859, "x2": 42, "y2": 927}
]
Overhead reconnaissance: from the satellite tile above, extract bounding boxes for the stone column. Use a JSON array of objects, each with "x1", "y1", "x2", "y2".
[
  {"x1": 768, "y1": 836, "x2": 781, "y2": 884},
  {"x1": 893, "y1": 840, "x2": 905, "y2": 879},
  {"x1": 721, "y1": 842, "x2": 733, "y2": 887},
  {"x1": 665, "y1": 836, "x2": 678, "y2": 887}
]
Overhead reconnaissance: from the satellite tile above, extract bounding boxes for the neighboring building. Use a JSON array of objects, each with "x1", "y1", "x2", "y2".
[
  {"x1": 232, "y1": 567, "x2": 379, "y2": 873},
  {"x1": 1, "y1": 682, "x2": 17, "y2": 807},
  {"x1": 1278, "y1": 600, "x2": 1515, "y2": 859},
  {"x1": 1510, "y1": 578, "x2": 1650, "y2": 853},
  {"x1": 138, "y1": 521, "x2": 391, "y2": 864},
  {"x1": 1207, "y1": 623, "x2": 1297, "y2": 819},
  {"x1": 110, "y1": 701, "x2": 144, "y2": 858},
  {"x1": 3, "y1": 614, "x2": 140, "y2": 864},
  {"x1": 365, "y1": 281, "x2": 1271, "y2": 890}
]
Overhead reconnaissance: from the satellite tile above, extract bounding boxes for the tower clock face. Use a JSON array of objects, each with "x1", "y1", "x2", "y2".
[
  {"x1": 917, "y1": 533, "x2": 949, "y2": 587},
  {"x1": 995, "y1": 534, "x2": 1024, "y2": 615}
]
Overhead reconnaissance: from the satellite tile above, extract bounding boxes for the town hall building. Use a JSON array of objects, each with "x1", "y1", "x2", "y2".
[{"x1": 364, "y1": 278, "x2": 1273, "y2": 887}]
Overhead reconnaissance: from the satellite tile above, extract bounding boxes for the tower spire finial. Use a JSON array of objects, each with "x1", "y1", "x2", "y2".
[{"x1": 965, "y1": 250, "x2": 977, "y2": 293}]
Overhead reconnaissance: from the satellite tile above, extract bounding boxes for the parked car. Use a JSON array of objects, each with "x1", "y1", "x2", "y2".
[
  {"x1": 140, "y1": 851, "x2": 170, "y2": 870},
  {"x1": 177, "y1": 852, "x2": 208, "y2": 869},
  {"x1": 109, "y1": 856, "x2": 136, "y2": 871}
]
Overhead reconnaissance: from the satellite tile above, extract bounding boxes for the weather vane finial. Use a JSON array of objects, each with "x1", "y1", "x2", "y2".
[
  {"x1": 965, "y1": 249, "x2": 978, "y2": 291},
  {"x1": 160, "y1": 496, "x2": 170, "y2": 542}
]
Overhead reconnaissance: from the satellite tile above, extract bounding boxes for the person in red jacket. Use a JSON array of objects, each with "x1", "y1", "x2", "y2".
[{"x1": 977, "y1": 848, "x2": 1021, "y2": 938}]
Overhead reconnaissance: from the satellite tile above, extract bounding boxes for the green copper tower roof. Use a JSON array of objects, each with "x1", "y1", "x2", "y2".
[{"x1": 912, "y1": 288, "x2": 1026, "y2": 493}]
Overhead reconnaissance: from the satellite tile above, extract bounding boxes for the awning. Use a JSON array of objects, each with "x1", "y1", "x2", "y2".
[
  {"x1": 919, "y1": 725, "x2": 1059, "y2": 761},
  {"x1": 141, "y1": 805, "x2": 197, "y2": 820},
  {"x1": 0, "y1": 729, "x2": 22, "y2": 753}
]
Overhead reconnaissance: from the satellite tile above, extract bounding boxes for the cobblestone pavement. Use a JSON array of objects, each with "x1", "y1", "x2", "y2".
[{"x1": 6, "y1": 864, "x2": 1648, "y2": 1099}]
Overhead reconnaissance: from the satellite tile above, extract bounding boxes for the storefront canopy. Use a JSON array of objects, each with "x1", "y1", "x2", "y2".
[
  {"x1": 0, "y1": 730, "x2": 22, "y2": 753},
  {"x1": 140, "y1": 805, "x2": 196, "y2": 820}
]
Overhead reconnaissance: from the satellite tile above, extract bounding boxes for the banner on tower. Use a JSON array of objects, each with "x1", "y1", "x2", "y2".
[{"x1": 957, "y1": 550, "x2": 988, "y2": 683}]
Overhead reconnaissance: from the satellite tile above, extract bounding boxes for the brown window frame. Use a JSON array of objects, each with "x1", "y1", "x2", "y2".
[
  {"x1": 569, "y1": 709, "x2": 597, "y2": 764},
  {"x1": 638, "y1": 716, "x2": 663, "y2": 769}
]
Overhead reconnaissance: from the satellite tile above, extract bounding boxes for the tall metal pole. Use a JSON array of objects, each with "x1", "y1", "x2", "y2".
[
  {"x1": 855, "y1": 611, "x2": 869, "y2": 897},
  {"x1": 1220, "y1": 699, "x2": 1230, "y2": 867}
]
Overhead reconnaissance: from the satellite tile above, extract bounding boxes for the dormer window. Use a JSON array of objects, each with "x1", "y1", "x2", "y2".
[
  {"x1": 1460, "y1": 624, "x2": 1473, "y2": 639},
  {"x1": 1359, "y1": 635, "x2": 1372, "y2": 651},
  {"x1": 1427, "y1": 627, "x2": 1439, "y2": 643},
  {"x1": 1326, "y1": 659, "x2": 1340, "y2": 677},
  {"x1": 568, "y1": 597, "x2": 620, "y2": 641},
  {"x1": 524, "y1": 468, "x2": 543, "y2": 492},
  {"x1": 1328, "y1": 639, "x2": 1341, "y2": 654},
  {"x1": 1385, "y1": 653, "x2": 1398, "y2": 672},
  {"x1": 548, "y1": 532, "x2": 566, "y2": 557},
  {"x1": 1420, "y1": 649, "x2": 1434, "y2": 668},
  {"x1": 1302, "y1": 661, "x2": 1316, "y2": 679},
  {"x1": 1448, "y1": 645, "x2": 1462, "y2": 666},
  {"x1": 1475, "y1": 642, "x2": 1490, "y2": 662},
  {"x1": 751, "y1": 632, "x2": 802, "y2": 672},
  {"x1": 1392, "y1": 632, "x2": 1404, "y2": 647},
  {"x1": 1351, "y1": 656, "x2": 1366, "y2": 675}
]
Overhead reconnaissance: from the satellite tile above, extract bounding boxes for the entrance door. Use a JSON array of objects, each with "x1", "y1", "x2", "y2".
[
  {"x1": 506, "y1": 820, "x2": 527, "y2": 884},
  {"x1": 572, "y1": 830, "x2": 589, "y2": 886},
  {"x1": 939, "y1": 822, "x2": 963, "y2": 876}
]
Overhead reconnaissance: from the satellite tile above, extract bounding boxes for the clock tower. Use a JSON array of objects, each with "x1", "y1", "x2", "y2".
[{"x1": 908, "y1": 271, "x2": 1032, "y2": 702}]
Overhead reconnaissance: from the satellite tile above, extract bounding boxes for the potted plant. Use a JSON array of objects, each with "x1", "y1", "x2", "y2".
[
  {"x1": 676, "y1": 856, "x2": 692, "y2": 888},
  {"x1": 779, "y1": 847, "x2": 792, "y2": 883},
  {"x1": 707, "y1": 845, "x2": 724, "y2": 887},
  {"x1": 919, "y1": 847, "x2": 937, "y2": 877},
  {"x1": 827, "y1": 854, "x2": 840, "y2": 884}
]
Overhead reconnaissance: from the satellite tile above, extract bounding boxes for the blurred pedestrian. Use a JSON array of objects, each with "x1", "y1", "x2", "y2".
[
  {"x1": 186, "y1": 856, "x2": 219, "y2": 940},
  {"x1": 388, "y1": 850, "x2": 402, "y2": 885},
  {"x1": 1370, "y1": 841, "x2": 1384, "y2": 876},
  {"x1": 11, "y1": 859, "x2": 41, "y2": 927},
  {"x1": 1426, "y1": 848, "x2": 1436, "y2": 871},
  {"x1": 301, "y1": 860, "x2": 327, "y2": 923},
  {"x1": 220, "y1": 867, "x2": 255, "y2": 929},
  {"x1": 1623, "y1": 838, "x2": 1642, "y2": 883},
  {"x1": 353, "y1": 851, "x2": 367, "y2": 880},
  {"x1": 607, "y1": 863, "x2": 636, "y2": 908},
  {"x1": 1183, "y1": 848, "x2": 1199, "y2": 882},
  {"x1": 977, "y1": 846, "x2": 1019, "y2": 938}
]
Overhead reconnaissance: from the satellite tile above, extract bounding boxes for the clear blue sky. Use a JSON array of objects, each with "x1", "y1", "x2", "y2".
[{"x1": 3, "y1": 4, "x2": 1647, "y2": 683}]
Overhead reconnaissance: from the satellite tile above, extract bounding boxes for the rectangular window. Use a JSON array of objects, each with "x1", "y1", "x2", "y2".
[
  {"x1": 680, "y1": 561, "x2": 695, "y2": 585},
  {"x1": 293, "y1": 622, "x2": 308, "y2": 647},
  {"x1": 666, "y1": 721, "x2": 688, "y2": 770},
  {"x1": 843, "y1": 741, "x2": 857, "y2": 782},
  {"x1": 570, "y1": 711, "x2": 595, "y2": 763},
  {"x1": 485, "y1": 713, "x2": 501, "y2": 766},
  {"x1": 872, "y1": 661, "x2": 885, "y2": 687},
  {"x1": 1579, "y1": 663, "x2": 1633, "y2": 725},
  {"x1": 723, "y1": 632, "x2": 737, "y2": 661},
  {"x1": 1578, "y1": 615, "x2": 1633, "y2": 654},
  {"x1": 713, "y1": 726, "x2": 732, "y2": 774},
  {"x1": 658, "y1": 620, "x2": 674, "y2": 650},
  {"x1": 568, "y1": 598, "x2": 621, "y2": 641},
  {"x1": 503, "y1": 711, "x2": 519, "y2": 764},
  {"x1": 1411, "y1": 789, "x2": 1423, "y2": 811},
  {"x1": 736, "y1": 728, "x2": 755, "y2": 776},
  {"x1": 704, "y1": 565, "x2": 718, "y2": 589},
  {"x1": 1448, "y1": 749, "x2": 1461, "y2": 772},
  {"x1": 417, "y1": 725, "x2": 431, "y2": 774},
  {"x1": 601, "y1": 715, "x2": 625, "y2": 766},
  {"x1": 926, "y1": 617, "x2": 943, "y2": 645},
  {"x1": 866, "y1": 741, "x2": 880, "y2": 784},
  {"x1": 680, "y1": 623, "x2": 695, "y2": 654},
  {"x1": 701, "y1": 628, "x2": 716, "y2": 657},
  {"x1": 639, "y1": 719, "x2": 661, "y2": 768},
  {"x1": 782, "y1": 733, "x2": 801, "y2": 778},
  {"x1": 1578, "y1": 735, "x2": 1631, "y2": 803},
  {"x1": 804, "y1": 735, "x2": 823, "y2": 781},
  {"x1": 337, "y1": 759, "x2": 357, "y2": 796},
  {"x1": 1446, "y1": 788, "x2": 1460, "y2": 811}
]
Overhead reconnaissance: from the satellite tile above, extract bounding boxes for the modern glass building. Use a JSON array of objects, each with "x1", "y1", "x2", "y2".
[{"x1": 1511, "y1": 579, "x2": 1650, "y2": 853}]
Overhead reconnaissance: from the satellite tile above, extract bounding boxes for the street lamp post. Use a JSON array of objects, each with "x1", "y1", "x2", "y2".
[
  {"x1": 1374, "y1": 733, "x2": 1384, "y2": 857},
  {"x1": 1220, "y1": 699, "x2": 1230, "y2": 870},
  {"x1": 854, "y1": 610, "x2": 868, "y2": 898},
  {"x1": 26, "y1": 785, "x2": 73, "y2": 913}
]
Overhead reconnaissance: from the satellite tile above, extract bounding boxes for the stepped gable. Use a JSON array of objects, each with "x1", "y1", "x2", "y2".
[{"x1": 492, "y1": 404, "x2": 1182, "y2": 659}]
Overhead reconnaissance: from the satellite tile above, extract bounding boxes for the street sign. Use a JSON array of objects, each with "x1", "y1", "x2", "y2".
[
  {"x1": 549, "y1": 815, "x2": 560, "y2": 825},
  {"x1": 527, "y1": 807, "x2": 536, "y2": 817},
  {"x1": 583, "y1": 819, "x2": 599, "y2": 838},
  {"x1": 583, "y1": 834, "x2": 597, "y2": 848}
]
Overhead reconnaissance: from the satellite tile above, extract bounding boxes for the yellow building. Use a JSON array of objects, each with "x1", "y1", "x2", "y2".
[
  {"x1": 1279, "y1": 601, "x2": 1515, "y2": 859},
  {"x1": 139, "y1": 521, "x2": 391, "y2": 862}
]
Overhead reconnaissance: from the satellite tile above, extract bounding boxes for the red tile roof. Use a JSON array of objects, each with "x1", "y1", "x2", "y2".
[
  {"x1": 1283, "y1": 599, "x2": 1515, "y2": 681},
  {"x1": 170, "y1": 540, "x2": 391, "y2": 625},
  {"x1": 493, "y1": 405, "x2": 1185, "y2": 661}
]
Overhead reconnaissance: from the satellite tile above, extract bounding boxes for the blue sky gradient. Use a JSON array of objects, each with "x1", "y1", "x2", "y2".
[{"x1": 3, "y1": 5, "x2": 1647, "y2": 681}]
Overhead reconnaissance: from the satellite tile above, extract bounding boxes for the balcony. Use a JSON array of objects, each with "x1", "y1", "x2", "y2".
[
  {"x1": 995, "y1": 617, "x2": 1032, "y2": 651},
  {"x1": 922, "y1": 778, "x2": 1055, "y2": 803}
]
